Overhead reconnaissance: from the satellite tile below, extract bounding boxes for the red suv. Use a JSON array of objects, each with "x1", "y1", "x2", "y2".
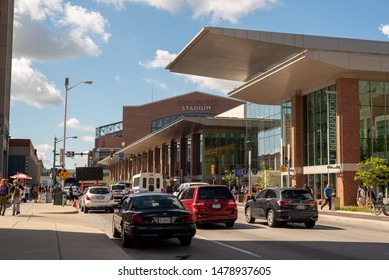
[{"x1": 177, "y1": 184, "x2": 237, "y2": 228}]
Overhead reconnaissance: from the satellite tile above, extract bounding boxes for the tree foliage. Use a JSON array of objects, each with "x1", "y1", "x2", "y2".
[
  {"x1": 222, "y1": 170, "x2": 236, "y2": 189},
  {"x1": 256, "y1": 161, "x2": 277, "y2": 188},
  {"x1": 354, "y1": 157, "x2": 389, "y2": 189}
]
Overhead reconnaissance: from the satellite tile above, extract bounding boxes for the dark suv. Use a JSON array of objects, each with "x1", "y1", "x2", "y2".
[
  {"x1": 245, "y1": 188, "x2": 318, "y2": 228},
  {"x1": 178, "y1": 184, "x2": 237, "y2": 228}
]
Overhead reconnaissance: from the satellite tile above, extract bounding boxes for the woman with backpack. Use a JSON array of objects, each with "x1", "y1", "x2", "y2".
[
  {"x1": 10, "y1": 179, "x2": 24, "y2": 215},
  {"x1": 0, "y1": 179, "x2": 10, "y2": 216}
]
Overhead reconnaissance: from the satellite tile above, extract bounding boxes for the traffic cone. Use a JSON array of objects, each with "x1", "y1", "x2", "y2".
[{"x1": 72, "y1": 200, "x2": 77, "y2": 207}]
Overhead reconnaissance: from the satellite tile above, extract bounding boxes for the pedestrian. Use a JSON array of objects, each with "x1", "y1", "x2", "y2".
[
  {"x1": 321, "y1": 184, "x2": 332, "y2": 210},
  {"x1": 303, "y1": 183, "x2": 312, "y2": 194},
  {"x1": 10, "y1": 179, "x2": 24, "y2": 215},
  {"x1": 31, "y1": 184, "x2": 39, "y2": 203},
  {"x1": 0, "y1": 179, "x2": 10, "y2": 216},
  {"x1": 25, "y1": 184, "x2": 31, "y2": 201},
  {"x1": 68, "y1": 186, "x2": 74, "y2": 202},
  {"x1": 356, "y1": 185, "x2": 365, "y2": 207}
]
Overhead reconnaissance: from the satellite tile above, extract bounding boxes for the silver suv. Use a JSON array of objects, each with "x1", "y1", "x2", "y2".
[{"x1": 109, "y1": 184, "x2": 127, "y2": 205}]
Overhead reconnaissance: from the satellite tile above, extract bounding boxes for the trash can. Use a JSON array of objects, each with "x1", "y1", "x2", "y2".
[
  {"x1": 331, "y1": 197, "x2": 340, "y2": 211},
  {"x1": 53, "y1": 190, "x2": 66, "y2": 205},
  {"x1": 62, "y1": 192, "x2": 67, "y2": 205}
]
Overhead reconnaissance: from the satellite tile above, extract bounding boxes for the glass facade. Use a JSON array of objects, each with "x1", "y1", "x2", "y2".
[
  {"x1": 203, "y1": 130, "x2": 246, "y2": 176},
  {"x1": 302, "y1": 85, "x2": 337, "y2": 166},
  {"x1": 246, "y1": 103, "x2": 282, "y2": 171},
  {"x1": 359, "y1": 80, "x2": 389, "y2": 161},
  {"x1": 151, "y1": 113, "x2": 215, "y2": 132}
]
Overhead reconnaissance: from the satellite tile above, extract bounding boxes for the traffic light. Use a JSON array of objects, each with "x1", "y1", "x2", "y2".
[
  {"x1": 179, "y1": 169, "x2": 183, "y2": 177},
  {"x1": 88, "y1": 150, "x2": 93, "y2": 160},
  {"x1": 211, "y1": 164, "x2": 215, "y2": 175},
  {"x1": 110, "y1": 152, "x2": 113, "y2": 160},
  {"x1": 71, "y1": 151, "x2": 75, "y2": 159}
]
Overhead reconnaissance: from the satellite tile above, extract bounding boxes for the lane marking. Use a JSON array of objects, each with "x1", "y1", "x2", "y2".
[{"x1": 195, "y1": 235, "x2": 262, "y2": 258}]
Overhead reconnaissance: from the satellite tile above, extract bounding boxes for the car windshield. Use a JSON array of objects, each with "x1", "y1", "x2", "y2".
[
  {"x1": 131, "y1": 195, "x2": 184, "y2": 210},
  {"x1": 197, "y1": 187, "x2": 233, "y2": 199},
  {"x1": 281, "y1": 190, "x2": 313, "y2": 200},
  {"x1": 89, "y1": 187, "x2": 110, "y2": 195},
  {"x1": 112, "y1": 185, "x2": 125, "y2": 190}
]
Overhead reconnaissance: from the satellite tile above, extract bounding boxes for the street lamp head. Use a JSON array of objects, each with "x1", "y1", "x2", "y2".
[{"x1": 84, "y1": 81, "x2": 93, "y2": 85}]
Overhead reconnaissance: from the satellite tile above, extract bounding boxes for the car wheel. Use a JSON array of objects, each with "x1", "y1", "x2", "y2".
[
  {"x1": 267, "y1": 209, "x2": 278, "y2": 227},
  {"x1": 304, "y1": 220, "x2": 316, "y2": 228},
  {"x1": 225, "y1": 221, "x2": 235, "y2": 228},
  {"x1": 245, "y1": 207, "x2": 255, "y2": 223},
  {"x1": 109, "y1": 207, "x2": 114, "y2": 213},
  {"x1": 84, "y1": 206, "x2": 89, "y2": 213},
  {"x1": 112, "y1": 221, "x2": 120, "y2": 238},
  {"x1": 121, "y1": 226, "x2": 132, "y2": 247},
  {"x1": 178, "y1": 237, "x2": 192, "y2": 246}
]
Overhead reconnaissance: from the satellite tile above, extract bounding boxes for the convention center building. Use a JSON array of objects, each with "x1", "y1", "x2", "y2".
[{"x1": 167, "y1": 27, "x2": 389, "y2": 206}]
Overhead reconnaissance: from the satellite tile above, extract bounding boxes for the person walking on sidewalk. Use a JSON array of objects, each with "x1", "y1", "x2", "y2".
[
  {"x1": 10, "y1": 179, "x2": 24, "y2": 215},
  {"x1": 0, "y1": 179, "x2": 10, "y2": 216},
  {"x1": 321, "y1": 184, "x2": 332, "y2": 210}
]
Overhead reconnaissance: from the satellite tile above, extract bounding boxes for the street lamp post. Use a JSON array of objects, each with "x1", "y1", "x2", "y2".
[
  {"x1": 53, "y1": 136, "x2": 77, "y2": 185},
  {"x1": 62, "y1": 77, "x2": 92, "y2": 190}
]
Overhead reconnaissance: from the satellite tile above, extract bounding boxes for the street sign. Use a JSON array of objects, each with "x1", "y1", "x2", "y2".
[
  {"x1": 280, "y1": 164, "x2": 287, "y2": 172},
  {"x1": 58, "y1": 169, "x2": 70, "y2": 180},
  {"x1": 251, "y1": 168, "x2": 258, "y2": 175},
  {"x1": 241, "y1": 168, "x2": 248, "y2": 175}
]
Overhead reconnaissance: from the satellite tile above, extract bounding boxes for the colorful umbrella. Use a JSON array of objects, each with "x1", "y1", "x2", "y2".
[{"x1": 10, "y1": 172, "x2": 32, "y2": 180}]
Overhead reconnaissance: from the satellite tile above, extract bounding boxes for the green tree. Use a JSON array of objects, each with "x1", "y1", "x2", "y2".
[
  {"x1": 354, "y1": 157, "x2": 389, "y2": 201},
  {"x1": 222, "y1": 169, "x2": 236, "y2": 189},
  {"x1": 257, "y1": 161, "x2": 277, "y2": 188}
]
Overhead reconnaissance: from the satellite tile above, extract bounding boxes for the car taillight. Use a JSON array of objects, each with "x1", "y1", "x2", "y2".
[
  {"x1": 186, "y1": 214, "x2": 194, "y2": 222},
  {"x1": 85, "y1": 195, "x2": 90, "y2": 201},
  {"x1": 192, "y1": 202, "x2": 206, "y2": 210},
  {"x1": 277, "y1": 199, "x2": 292, "y2": 206},
  {"x1": 130, "y1": 214, "x2": 143, "y2": 224},
  {"x1": 308, "y1": 200, "x2": 317, "y2": 205},
  {"x1": 227, "y1": 200, "x2": 237, "y2": 208}
]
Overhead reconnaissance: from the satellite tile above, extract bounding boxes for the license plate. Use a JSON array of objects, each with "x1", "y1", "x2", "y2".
[
  {"x1": 212, "y1": 204, "x2": 221, "y2": 209},
  {"x1": 158, "y1": 217, "x2": 171, "y2": 224},
  {"x1": 296, "y1": 205, "x2": 305, "y2": 209},
  {"x1": 95, "y1": 196, "x2": 105, "y2": 200}
]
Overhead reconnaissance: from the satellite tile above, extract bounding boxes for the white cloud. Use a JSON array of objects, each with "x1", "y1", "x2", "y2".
[
  {"x1": 187, "y1": 0, "x2": 279, "y2": 23},
  {"x1": 81, "y1": 135, "x2": 96, "y2": 143},
  {"x1": 183, "y1": 74, "x2": 243, "y2": 94},
  {"x1": 379, "y1": 24, "x2": 389, "y2": 38},
  {"x1": 59, "y1": 118, "x2": 95, "y2": 132},
  {"x1": 13, "y1": 0, "x2": 110, "y2": 61},
  {"x1": 97, "y1": 0, "x2": 278, "y2": 23},
  {"x1": 96, "y1": 0, "x2": 182, "y2": 13},
  {"x1": 139, "y1": 49, "x2": 177, "y2": 69},
  {"x1": 11, "y1": 58, "x2": 63, "y2": 108},
  {"x1": 36, "y1": 143, "x2": 54, "y2": 168},
  {"x1": 143, "y1": 78, "x2": 167, "y2": 89}
]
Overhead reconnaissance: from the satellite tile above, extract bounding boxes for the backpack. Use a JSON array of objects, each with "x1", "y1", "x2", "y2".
[
  {"x1": 0, "y1": 185, "x2": 7, "y2": 195},
  {"x1": 13, "y1": 186, "x2": 21, "y2": 198}
]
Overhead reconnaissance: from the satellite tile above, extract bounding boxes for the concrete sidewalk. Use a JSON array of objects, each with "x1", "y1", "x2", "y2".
[{"x1": 0, "y1": 201, "x2": 129, "y2": 260}]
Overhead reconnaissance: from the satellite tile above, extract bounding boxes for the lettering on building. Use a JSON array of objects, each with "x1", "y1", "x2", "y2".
[
  {"x1": 328, "y1": 94, "x2": 337, "y2": 161},
  {"x1": 177, "y1": 99, "x2": 217, "y2": 111}
]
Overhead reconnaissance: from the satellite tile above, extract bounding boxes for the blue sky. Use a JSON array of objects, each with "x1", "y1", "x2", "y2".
[{"x1": 10, "y1": 0, "x2": 389, "y2": 170}]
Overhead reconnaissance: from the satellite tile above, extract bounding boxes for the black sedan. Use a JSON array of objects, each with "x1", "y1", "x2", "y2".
[
  {"x1": 112, "y1": 192, "x2": 196, "y2": 247},
  {"x1": 245, "y1": 188, "x2": 318, "y2": 228}
]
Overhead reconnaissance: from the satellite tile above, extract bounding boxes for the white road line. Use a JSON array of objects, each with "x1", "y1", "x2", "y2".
[{"x1": 195, "y1": 235, "x2": 262, "y2": 258}]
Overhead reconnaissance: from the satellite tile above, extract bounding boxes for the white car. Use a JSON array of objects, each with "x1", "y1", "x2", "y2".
[{"x1": 79, "y1": 186, "x2": 115, "y2": 213}]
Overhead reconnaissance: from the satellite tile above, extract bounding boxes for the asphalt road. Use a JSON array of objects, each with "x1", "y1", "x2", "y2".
[{"x1": 78, "y1": 206, "x2": 389, "y2": 260}]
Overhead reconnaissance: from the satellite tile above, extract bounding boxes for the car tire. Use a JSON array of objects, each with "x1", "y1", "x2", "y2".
[
  {"x1": 245, "y1": 207, "x2": 255, "y2": 223},
  {"x1": 121, "y1": 226, "x2": 132, "y2": 247},
  {"x1": 109, "y1": 207, "x2": 114, "y2": 213},
  {"x1": 84, "y1": 206, "x2": 89, "y2": 213},
  {"x1": 266, "y1": 209, "x2": 278, "y2": 227},
  {"x1": 225, "y1": 221, "x2": 235, "y2": 228},
  {"x1": 112, "y1": 221, "x2": 121, "y2": 238},
  {"x1": 304, "y1": 220, "x2": 316, "y2": 228},
  {"x1": 178, "y1": 237, "x2": 192, "y2": 246}
]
